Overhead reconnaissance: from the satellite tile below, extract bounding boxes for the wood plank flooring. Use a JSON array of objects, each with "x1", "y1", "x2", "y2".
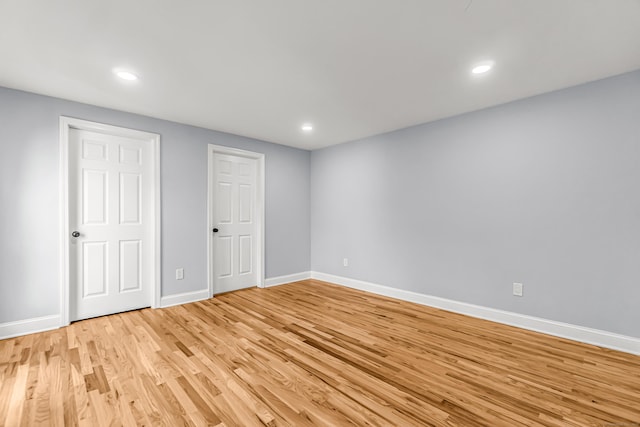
[{"x1": 1, "y1": 279, "x2": 639, "y2": 426}]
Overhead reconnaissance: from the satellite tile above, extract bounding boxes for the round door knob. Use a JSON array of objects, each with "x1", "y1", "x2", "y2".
[
  {"x1": 72, "y1": 231, "x2": 80, "y2": 238},
  {"x1": 212, "y1": 228, "x2": 219, "y2": 233}
]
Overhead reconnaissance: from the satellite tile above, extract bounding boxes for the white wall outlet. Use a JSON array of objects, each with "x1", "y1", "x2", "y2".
[
  {"x1": 343, "y1": 258, "x2": 349, "y2": 267},
  {"x1": 513, "y1": 282, "x2": 523, "y2": 297},
  {"x1": 176, "y1": 268, "x2": 184, "y2": 280}
]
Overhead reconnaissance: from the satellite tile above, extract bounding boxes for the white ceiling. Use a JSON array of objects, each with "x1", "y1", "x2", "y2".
[{"x1": 1, "y1": 1, "x2": 639, "y2": 150}]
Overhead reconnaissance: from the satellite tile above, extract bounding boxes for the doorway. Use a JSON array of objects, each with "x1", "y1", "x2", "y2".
[
  {"x1": 208, "y1": 144, "x2": 265, "y2": 295},
  {"x1": 60, "y1": 117, "x2": 160, "y2": 324}
]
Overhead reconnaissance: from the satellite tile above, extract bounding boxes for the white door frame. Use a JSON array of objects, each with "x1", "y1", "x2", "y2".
[
  {"x1": 59, "y1": 116, "x2": 161, "y2": 326},
  {"x1": 208, "y1": 144, "x2": 265, "y2": 296}
]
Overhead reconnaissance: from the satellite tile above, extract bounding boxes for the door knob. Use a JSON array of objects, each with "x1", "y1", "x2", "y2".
[
  {"x1": 212, "y1": 228, "x2": 219, "y2": 233},
  {"x1": 72, "y1": 231, "x2": 80, "y2": 238}
]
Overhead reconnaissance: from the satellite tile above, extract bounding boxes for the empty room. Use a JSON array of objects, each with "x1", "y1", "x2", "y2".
[{"x1": 1, "y1": 1, "x2": 639, "y2": 426}]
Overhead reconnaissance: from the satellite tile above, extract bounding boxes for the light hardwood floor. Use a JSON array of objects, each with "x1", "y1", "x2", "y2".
[{"x1": 1, "y1": 279, "x2": 639, "y2": 426}]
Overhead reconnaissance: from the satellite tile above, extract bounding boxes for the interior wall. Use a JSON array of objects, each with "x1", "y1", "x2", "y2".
[
  {"x1": 0, "y1": 87, "x2": 310, "y2": 324},
  {"x1": 311, "y1": 70, "x2": 640, "y2": 337}
]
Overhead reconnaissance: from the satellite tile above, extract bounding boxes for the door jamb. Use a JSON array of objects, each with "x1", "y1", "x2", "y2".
[
  {"x1": 59, "y1": 116, "x2": 161, "y2": 326},
  {"x1": 207, "y1": 144, "x2": 265, "y2": 297}
]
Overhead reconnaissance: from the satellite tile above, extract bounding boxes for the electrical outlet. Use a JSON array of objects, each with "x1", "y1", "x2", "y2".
[
  {"x1": 343, "y1": 258, "x2": 349, "y2": 267},
  {"x1": 176, "y1": 268, "x2": 184, "y2": 280},
  {"x1": 513, "y1": 282, "x2": 523, "y2": 297}
]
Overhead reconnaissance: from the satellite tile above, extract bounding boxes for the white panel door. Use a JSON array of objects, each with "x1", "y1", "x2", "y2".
[
  {"x1": 212, "y1": 152, "x2": 258, "y2": 293},
  {"x1": 69, "y1": 129, "x2": 152, "y2": 321}
]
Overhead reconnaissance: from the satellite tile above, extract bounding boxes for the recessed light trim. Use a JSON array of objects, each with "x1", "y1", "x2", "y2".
[
  {"x1": 302, "y1": 124, "x2": 313, "y2": 132},
  {"x1": 471, "y1": 61, "x2": 494, "y2": 75},
  {"x1": 115, "y1": 70, "x2": 139, "y2": 81}
]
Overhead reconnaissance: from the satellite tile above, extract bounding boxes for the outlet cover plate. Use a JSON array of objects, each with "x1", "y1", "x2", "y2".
[{"x1": 513, "y1": 282, "x2": 523, "y2": 297}]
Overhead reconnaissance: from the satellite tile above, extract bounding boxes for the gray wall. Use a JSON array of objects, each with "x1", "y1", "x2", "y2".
[
  {"x1": 3, "y1": 70, "x2": 639, "y2": 338},
  {"x1": 311, "y1": 70, "x2": 640, "y2": 337},
  {"x1": 0, "y1": 87, "x2": 310, "y2": 324}
]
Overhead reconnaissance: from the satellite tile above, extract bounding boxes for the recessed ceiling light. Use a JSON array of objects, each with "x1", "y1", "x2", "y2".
[
  {"x1": 115, "y1": 70, "x2": 139, "y2": 81},
  {"x1": 471, "y1": 61, "x2": 494, "y2": 75},
  {"x1": 302, "y1": 124, "x2": 313, "y2": 132}
]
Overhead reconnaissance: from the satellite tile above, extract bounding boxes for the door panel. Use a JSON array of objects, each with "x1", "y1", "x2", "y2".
[
  {"x1": 83, "y1": 170, "x2": 107, "y2": 224},
  {"x1": 217, "y1": 182, "x2": 233, "y2": 223},
  {"x1": 119, "y1": 145, "x2": 141, "y2": 165},
  {"x1": 83, "y1": 139, "x2": 107, "y2": 160},
  {"x1": 69, "y1": 128, "x2": 152, "y2": 321},
  {"x1": 83, "y1": 242, "x2": 108, "y2": 297},
  {"x1": 120, "y1": 240, "x2": 142, "y2": 292},
  {"x1": 212, "y1": 152, "x2": 258, "y2": 293},
  {"x1": 120, "y1": 173, "x2": 141, "y2": 224},
  {"x1": 217, "y1": 236, "x2": 233, "y2": 278},
  {"x1": 239, "y1": 235, "x2": 252, "y2": 274},
  {"x1": 238, "y1": 184, "x2": 252, "y2": 223}
]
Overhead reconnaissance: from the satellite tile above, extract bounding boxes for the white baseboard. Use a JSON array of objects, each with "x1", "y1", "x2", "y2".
[
  {"x1": 1, "y1": 289, "x2": 211, "y2": 339},
  {"x1": 310, "y1": 271, "x2": 640, "y2": 356},
  {"x1": 160, "y1": 289, "x2": 210, "y2": 308},
  {"x1": 264, "y1": 271, "x2": 311, "y2": 288},
  {"x1": 6, "y1": 277, "x2": 637, "y2": 356},
  {"x1": 0, "y1": 315, "x2": 61, "y2": 340}
]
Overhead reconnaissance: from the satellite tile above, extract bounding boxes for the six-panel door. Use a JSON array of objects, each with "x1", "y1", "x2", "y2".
[
  {"x1": 69, "y1": 129, "x2": 152, "y2": 321},
  {"x1": 212, "y1": 152, "x2": 258, "y2": 293}
]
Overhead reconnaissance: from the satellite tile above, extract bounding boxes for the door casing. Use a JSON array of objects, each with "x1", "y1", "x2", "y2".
[
  {"x1": 59, "y1": 117, "x2": 161, "y2": 326},
  {"x1": 208, "y1": 144, "x2": 265, "y2": 296}
]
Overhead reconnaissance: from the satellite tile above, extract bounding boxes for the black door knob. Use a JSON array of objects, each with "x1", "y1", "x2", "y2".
[
  {"x1": 212, "y1": 228, "x2": 219, "y2": 233},
  {"x1": 72, "y1": 231, "x2": 80, "y2": 238}
]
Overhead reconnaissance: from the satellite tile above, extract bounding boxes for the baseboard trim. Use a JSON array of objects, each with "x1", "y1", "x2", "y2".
[
  {"x1": 0, "y1": 315, "x2": 61, "y2": 340},
  {"x1": 1, "y1": 289, "x2": 212, "y2": 339},
  {"x1": 310, "y1": 271, "x2": 640, "y2": 356},
  {"x1": 6, "y1": 277, "x2": 636, "y2": 355},
  {"x1": 265, "y1": 272, "x2": 311, "y2": 288},
  {"x1": 160, "y1": 289, "x2": 210, "y2": 308}
]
